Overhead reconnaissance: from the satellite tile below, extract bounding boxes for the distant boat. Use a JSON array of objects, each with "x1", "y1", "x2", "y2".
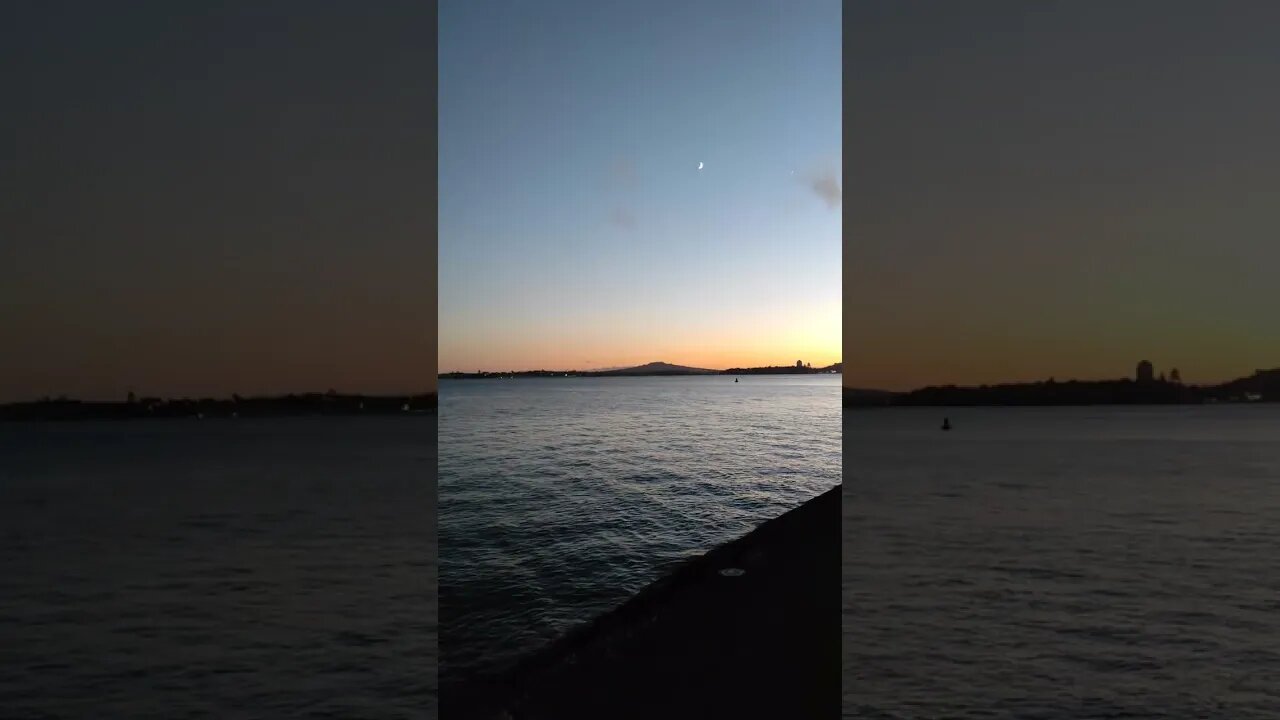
[
  {"x1": 734, "y1": 378, "x2": 739, "y2": 383},
  {"x1": 941, "y1": 417, "x2": 951, "y2": 431}
]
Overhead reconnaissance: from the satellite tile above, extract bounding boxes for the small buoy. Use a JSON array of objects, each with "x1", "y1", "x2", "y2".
[
  {"x1": 734, "y1": 378, "x2": 739, "y2": 383},
  {"x1": 719, "y1": 568, "x2": 745, "y2": 577},
  {"x1": 941, "y1": 417, "x2": 951, "y2": 431}
]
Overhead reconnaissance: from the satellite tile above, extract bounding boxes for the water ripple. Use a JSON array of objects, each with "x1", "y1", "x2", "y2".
[
  {"x1": 438, "y1": 375, "x2": 840, "y2": 683},
  {"x1": 844, "y1": 406, "x2": 1280, "y2": 719},
  {"x1": 0, "y1": 417, "x2": 437, "y2": 717}
]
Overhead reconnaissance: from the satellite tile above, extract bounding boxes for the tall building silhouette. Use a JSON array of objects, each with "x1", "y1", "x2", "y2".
[{"x1": 1136, "y1": 360, "x2": 1155, "y2": 383}]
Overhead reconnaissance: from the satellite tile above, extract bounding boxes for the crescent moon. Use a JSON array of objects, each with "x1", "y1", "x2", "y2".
[{"x1": 697, "y1": 162, "x2": 704, "y2": 170}]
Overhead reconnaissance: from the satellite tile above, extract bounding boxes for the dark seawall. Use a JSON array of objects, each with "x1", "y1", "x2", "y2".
[{"x1": 444, "y1": 484, "x2": 842, "y2": 719}]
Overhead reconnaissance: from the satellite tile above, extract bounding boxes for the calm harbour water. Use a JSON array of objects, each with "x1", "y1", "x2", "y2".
[
  {"x1": 438, "y1": 374, "x2": 841, "y2": 684},
  {"x1": 845, "y1": 405, "x2": 1280, "y2": 719},
  {"x1": 0, "y1": 417, "x2": 437, "y2": 718}
]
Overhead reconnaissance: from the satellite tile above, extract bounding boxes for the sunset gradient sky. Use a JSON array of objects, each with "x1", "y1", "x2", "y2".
[
  {"x1": 438, "y1": 0, "x2": 842, "y2": 373},
  {"x1": 845, "y1": 2, "x2": 1280, "y2": 391}
]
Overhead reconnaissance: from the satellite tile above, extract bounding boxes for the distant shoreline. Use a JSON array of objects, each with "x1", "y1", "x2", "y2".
[
  {"x1": 440, "y1": 367, "x2": 843, "y2": 380},
  {"x1": 844, "y1": 368, "x2": 1280, "y2": 407},
  {"x1": 0, "y1": 393, "x2": 438, "y2": 422}
]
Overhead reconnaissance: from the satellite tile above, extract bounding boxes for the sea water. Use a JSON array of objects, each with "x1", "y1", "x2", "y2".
[
  {"x1": 0, "y1": 417, "x2": 437, "y2": 717},
  {"x1": 438, "y1": 374, "x2": 841, "y2": 684},
  {"x1": 844, "y1": 405, "x2": 1280, "y2": 718}
]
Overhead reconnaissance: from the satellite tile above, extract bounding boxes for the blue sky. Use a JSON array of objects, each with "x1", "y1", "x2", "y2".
[{"x1": 439, "y1": 0, "x2": 841, "y2": 371}]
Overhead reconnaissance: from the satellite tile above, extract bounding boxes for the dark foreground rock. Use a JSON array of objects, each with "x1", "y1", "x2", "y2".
[{"x1": 445, "y1": 484, "x2": 842, "y2": 719}]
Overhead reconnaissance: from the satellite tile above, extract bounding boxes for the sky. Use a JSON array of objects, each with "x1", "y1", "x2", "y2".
[
  {"x1": 0, "y1": 1, "x2": 436, "y2": 402},
  {"x1": 845, "y1": 2, "x2": 1280, "y2": 391},
  {"x1": 438, "y1": 0, "x2": 842, "y2": 373}
]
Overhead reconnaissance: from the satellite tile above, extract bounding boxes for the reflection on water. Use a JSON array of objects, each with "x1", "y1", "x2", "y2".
[{"x1": 439, "y1": 375, "x2": 840, "y2": 684}]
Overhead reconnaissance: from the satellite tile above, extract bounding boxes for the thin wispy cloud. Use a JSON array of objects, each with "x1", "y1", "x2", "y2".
[{"x1": 803, "y1": 168, "x2": 842, "y2": 209}]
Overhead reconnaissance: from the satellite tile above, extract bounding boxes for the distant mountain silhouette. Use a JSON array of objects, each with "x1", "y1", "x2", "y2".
[
  {"x1": 439, "y1": 360, "x2": 842, "y2": 379},
  {"x1": 599, "y1": 361, "x2": 719, "y2": 376}
]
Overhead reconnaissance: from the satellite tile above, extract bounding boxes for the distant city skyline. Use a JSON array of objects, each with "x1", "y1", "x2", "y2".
[
  {"x1": 438, "y1": 0, "x2": 842, "y2": 374},
  {"x1": 844, "y1": 2, "x2": 1280, "y2": 391}
]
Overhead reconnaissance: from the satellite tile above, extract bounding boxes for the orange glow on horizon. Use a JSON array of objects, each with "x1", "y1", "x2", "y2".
[{"x1": 440, "y1": 301, "x2": 841, "y2": 373}]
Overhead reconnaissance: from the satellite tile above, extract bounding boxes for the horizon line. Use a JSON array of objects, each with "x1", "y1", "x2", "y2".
[
  {"x1": 439, "y1": 359, "x2": 845, "y2": 374},
  {"x1": 845, "y1": 366, "x2": 1280, "y2": 393},
  {"x1": 0, "y1": 389, "x2": 439, "y2": 406}
]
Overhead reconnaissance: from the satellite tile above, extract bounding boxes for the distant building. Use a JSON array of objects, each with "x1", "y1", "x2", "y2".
[
  {"x1": 1170, "y1": 368, "x2": 1182, "y2": 384},
  {"x1": 796, "y1": 360, "x2": 804, "y2": 368},
  {"x1": 1136, "y1": 360, "x2": 1154, "y2": 383}
]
